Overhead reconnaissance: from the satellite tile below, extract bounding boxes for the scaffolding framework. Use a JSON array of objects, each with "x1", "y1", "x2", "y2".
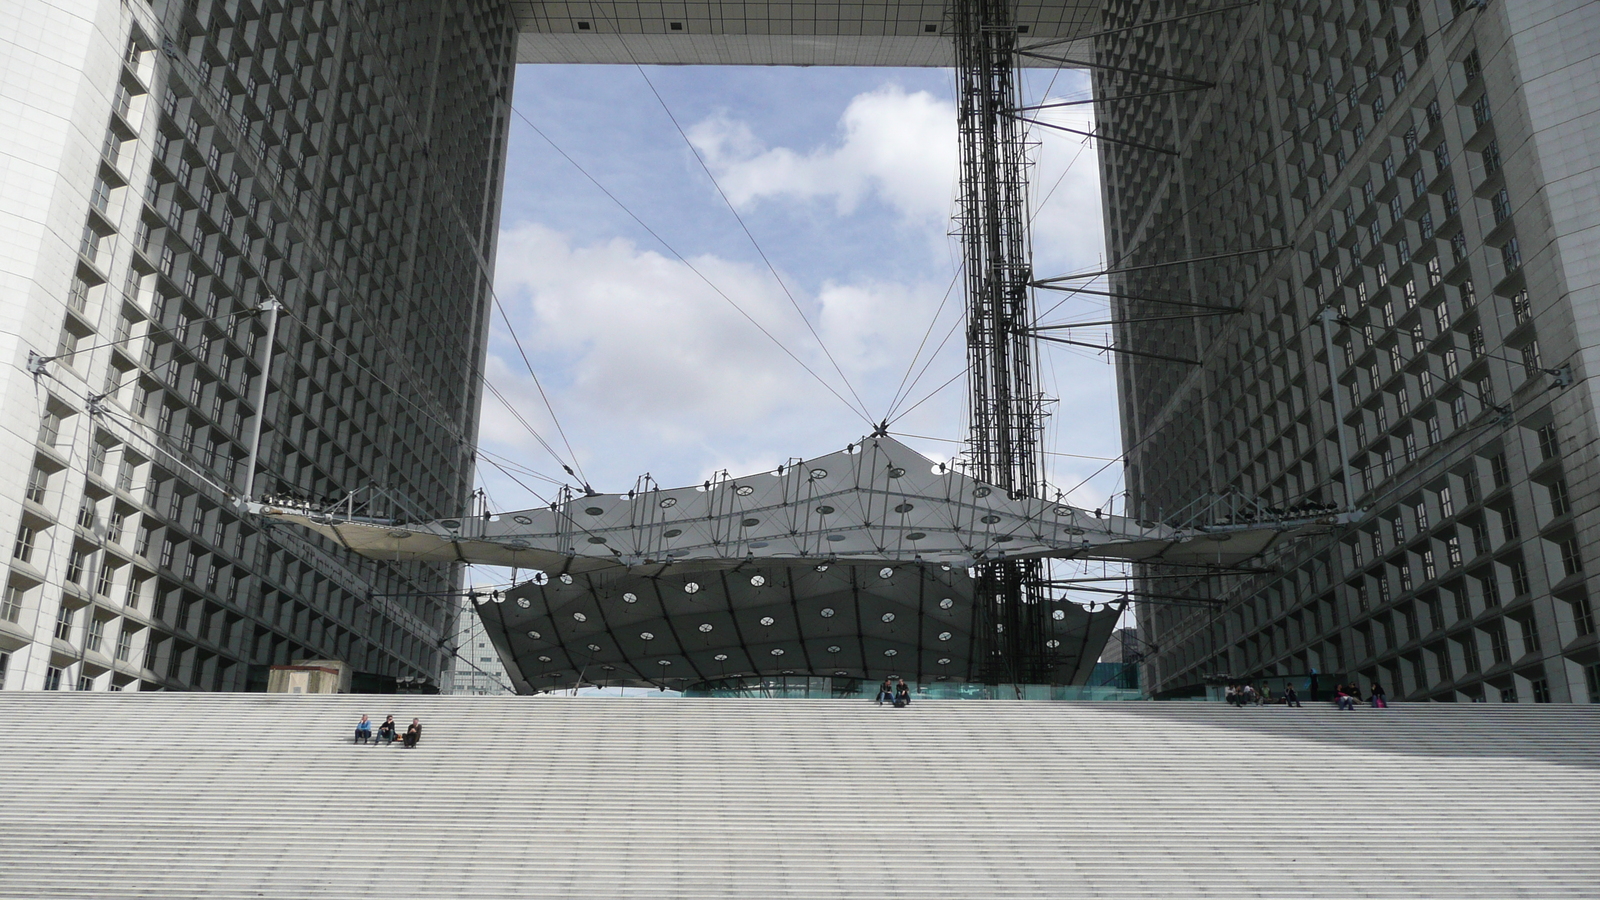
[{"x1": 952, "y1": 0, "x2": 1054, "y2": 683}]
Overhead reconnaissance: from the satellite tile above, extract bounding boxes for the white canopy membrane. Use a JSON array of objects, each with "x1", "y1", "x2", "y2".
[
  {"x1": 261, "y1": 435, "x2": 1315, "y2": 574},
  {"x1": 261, "y1": 436, "x2": 1338, "y2": 690}
]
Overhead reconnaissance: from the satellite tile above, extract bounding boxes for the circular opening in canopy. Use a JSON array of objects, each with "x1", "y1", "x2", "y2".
[
  {"x1": 881, "y1": 613, "x2": 896, "y2": 623},
  {"x1": 587, "y1": 536, "x2": 607, "y2": 544},
  {"x1": 623, "y1": 592, "x2": 638, "y2": 603},
  {"x1": 820, "y1": 608, "x2": 835, "y2": 618},
  {"x1": 516, "y1": 598, "x2": 531, "y2": 608},
  {"x1": 760, "y1": 616, "x2": 775, "y2": 626},
  {"x1": 684, "y1": 582, "x2": 700, "y2": 594},
  {"x1": 538, "y1": 655, "x2": 552, "y2": 663},
  {"x1": 888, "y1": 467, "x2": 906, "y2": 478},
  {"x1": 584, "y1": 507, "x2": 605, "y2": 516},
  {"x1": 527, "y1": 630, "x2": 541, "y2": 639},
  {"x1": 572, "y1": 612, "x2": 587, "y2": 622},
  {"x1": 736, "y1": 485, "x2": 754, "y2": 496},
  {"x1": 938, "y1": 632, "x2": 952, "y2": 641},
  {"x1": 714, "y1": 654, "x2": 729, "y2": 661},
  {"x1": 939, "y1": 598, "x2": 954, "y2": 610},
  {"x1": 980, "y1": 515, "x2": 1002, "y2": 524},
  {"x1": 698, "y1": 623, "x2": 713, "y2": 633},
  {"x1": 559, "y1": 574, "x2": 574, "y2": 584},
  {"x1": 883, "y1": 649, "x2": 897, "y2": 657},
  {"x1": 973, "y1": 487, "x2": 991, "y2": 498},
  {"x1": 827, "y1": 645, "x2": 842, "y2": 653},
  {"x1": 513, "y1": 515, "x2": 533, "y2": 525},
  {"x1": 770, "y1": 648, "x2": 785, "y2": 656},
  {"x1": 750, "y1": 575, "x2": 766, "y2": 586},
  {"x1": 660, "y1": 497, "x2": 677, "y2": 509},
  {"x1": 741, "y1": 518, "x2": 760, "y2": 527},
  {"x1": 878, "y1": 567, "x2": 893, "y2": 579},
  {"x1": 663, "y1": 528, "x2": 683, "y2": 538},
  {"x1": 532, "y1": 572, "x2": 549, "y2": 585},
  {"x1": 809, "y1": 469, "x2": 828, "y2": 480},
  {"x1": 906, "y1": 532, "x2": 926, "y2": 540},
  {"x1": 816, "y1": 505, "x2": 835, "y2": 515},
  {"x1": 587, "y1": 643, "x2": 601, "y2": 651},
  {"x1": 894, "y1": 503, "x2": 914, "y2": 513},
  {"x1": 640, "y1": 632, "x2": 654, "y2": 640},
  {"x1": 1046, "y1": 640, "x2": 1060, "y2": 648},
  {"x1": 1052, "y1": 609, "x2": 1066, "y2": 621}
]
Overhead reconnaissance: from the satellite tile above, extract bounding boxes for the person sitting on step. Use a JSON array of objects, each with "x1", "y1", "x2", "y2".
[
  {"x1": 876, "y1": 677, "x2": 894, "y2": 707},
  {"x1": 893, "y1": 678, "x2": 911, "y2": 708},
  {"x1": 354, "y1": 715, "x2": 373, "y2": 744},
  {"x1": 403, "y1": 718, "x2": 422, "y2": 749},
  {"x1": 377, "y1": 715, "x2": 398, "y2": 745}
]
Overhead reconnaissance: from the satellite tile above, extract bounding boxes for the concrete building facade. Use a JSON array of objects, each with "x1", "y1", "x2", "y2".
[
  {"x1": 1, "y1": 0, "x2": 513, "y2": 691},
  {"x1": 6, "y1": 1, "x2": 1597, "y2": 703},
  {"x1": 1098, "y1": 0, "x2": 1600, "y2": 702}
]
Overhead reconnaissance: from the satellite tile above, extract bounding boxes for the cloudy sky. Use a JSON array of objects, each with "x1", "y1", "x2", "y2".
[{"x1": 477, "y1": 62, "x2": 1125, "y2": 519}]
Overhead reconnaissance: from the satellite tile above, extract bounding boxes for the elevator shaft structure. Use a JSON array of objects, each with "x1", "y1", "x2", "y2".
[{"x1": 952, "y1": 0, "x2": 1053, "y2": 683}]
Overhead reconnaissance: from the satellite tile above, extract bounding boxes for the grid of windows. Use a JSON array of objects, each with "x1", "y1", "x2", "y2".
[{"x1": 1106, "y1": 1, "x2": 1597, "y2": 703}]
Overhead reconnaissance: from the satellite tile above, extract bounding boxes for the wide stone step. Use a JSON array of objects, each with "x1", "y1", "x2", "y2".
[{"x1": 1, "y1": 695, "x2": 1596, "y2": 898}]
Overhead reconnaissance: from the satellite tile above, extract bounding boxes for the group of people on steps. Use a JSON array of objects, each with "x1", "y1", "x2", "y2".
[
  {"x1": 875, "y1": 677, "x2": 913, "y2": 707},
  {"x1": 354, "y1": 714, "x2": 422, "y2": 747}
]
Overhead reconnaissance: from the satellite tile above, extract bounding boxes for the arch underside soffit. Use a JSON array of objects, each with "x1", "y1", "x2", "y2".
[{"x1": 508, "y1": 1, "x2": 1100, "y2": 67}]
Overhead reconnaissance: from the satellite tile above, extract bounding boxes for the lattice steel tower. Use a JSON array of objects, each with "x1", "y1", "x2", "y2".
[{"x1": 952, "y1": 0, "x2": 1052, "y2": 683}]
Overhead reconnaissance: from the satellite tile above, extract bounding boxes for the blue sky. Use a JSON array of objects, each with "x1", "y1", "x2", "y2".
[{"x1": 478, "y1": 63, "x2": 1122, "y2": 518}]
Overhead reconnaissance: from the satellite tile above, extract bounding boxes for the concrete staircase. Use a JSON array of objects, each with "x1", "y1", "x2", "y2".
[{"x1": 1, "y1": 695, "x2": 1597, "y2": 898}]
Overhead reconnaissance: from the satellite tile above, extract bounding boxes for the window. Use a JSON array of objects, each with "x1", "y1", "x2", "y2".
[
  {"x1": 88, "y1": 616, "x2": 106, "y2": 652},
  {"x1": 1509, "y1": 557, "x2": 1531, "y2": 596},
  {"x1": 1483, "y1": 141, "x2": 1501, "y2": 176},
  {"x1": 66, "y1": 549, "x2": 89, "y2": 585},
  {"x1": 1537, "y1": 425, "x2": 1559, "y2": 460},
  {"x1": 1501, "y1": 238, "x2": 1521, "y2": 271},
  {"x1": 1559, "y1": 538, "x2": 1583, "y2": 577},
  {"x1": 44, "y1": 666, "x2": 63, "y2": 691},
  {"x1": 26, "y1": 467, "x2": 49, "y2": 503},
  {"x1": 1531, "y1": 678, "x2": 1550, "y2": 704},
  {"x1": 1, "y1": 583, "x2": 23, "y2": 623},
  {"x1": 1587, "y1": 665, "x2": 1600, "y2": 704},
  {"x1": 1549, "y1": 479, "x2": 1570, "y2": 517},
  {"x1": 79, "y1": 224, "x2": 108, "y2": 265},
  {"x1": 1490, "y1": 453, "x2": 1510, "y2": 488},
  {"x1": 159, "y1": 538, "x2": 175, "y2": 569},
  {"x1": 1446, "y1": 535, "x2": 1462, "y2": 567},
  {"x1": 116, "y1": 629, "x2": 134, "y2": 662},
  {"x1": 12, "y1": 525, "x2": 37, "y2": 563},
  {"x1": 54, "y1": 605, "x2": 74, "y2": 640},
  {"x1": 1488, "y1": 622, "x2": 1509, "y2": 664}
]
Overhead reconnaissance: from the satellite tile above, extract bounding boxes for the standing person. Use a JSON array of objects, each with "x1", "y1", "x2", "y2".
[
  {"x1": 354, "y1": 715, "x2": 373, "y2": 744},
  {"x1": 1283, "y1": 683, "x2": 1301, "y2": 707},
  {"x1": 894, "y1": 678, "x2": 911, "y2": 708},
  {"x1": 403, "y1": 718, "x2": 422, "y2": 749},
  {"x1": 876, "y1": 677, "x2": 894, "y2": 707},
  {"x1": 1370, "y1": 682, "x2": 1388, "y2": 708},
  {"x1": 377, "y1": 715, "x2": 398, "y2": 745}
]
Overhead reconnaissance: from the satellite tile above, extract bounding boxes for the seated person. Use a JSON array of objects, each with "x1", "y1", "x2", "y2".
[
  {"x1": 377, "y1": 715, "x2": 398, "y2": 744},
  {"x1": 403, "y1": 718, "x2": 422, "y2": 749},
  {"x1": 354, "y1": 715, "x2": 373, "y2": 744}
]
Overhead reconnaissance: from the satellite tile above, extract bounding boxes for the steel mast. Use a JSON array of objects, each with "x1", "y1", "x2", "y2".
[{"x1": 952, "y1": 0, "x2": 1053, "y2": 683}]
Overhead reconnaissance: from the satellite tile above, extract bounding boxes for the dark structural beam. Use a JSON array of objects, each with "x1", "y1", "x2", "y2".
[{"x1": 952, "y1": 0, "x2": 1057, "y2": 684}]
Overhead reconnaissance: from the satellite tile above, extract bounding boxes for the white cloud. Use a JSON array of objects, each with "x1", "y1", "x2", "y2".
[
  {"x1": 481, "y1": 76, "x2": 1120, "y2": 513},
  {"x1": 689, "y1": 84, "x2": 960, "y2": 226}
]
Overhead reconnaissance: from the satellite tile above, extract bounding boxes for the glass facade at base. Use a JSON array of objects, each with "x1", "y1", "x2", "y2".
[{"x1": 683, "y1": 675, "x2": 1144, "y2": 701}]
